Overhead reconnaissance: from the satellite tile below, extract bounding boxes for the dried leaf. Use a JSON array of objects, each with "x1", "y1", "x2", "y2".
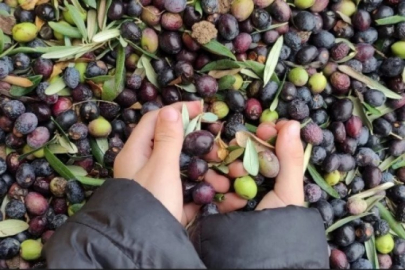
[
  {"x1": 49, "y1": 61, "x2": 70, "y2": 80},
  {"x1": 129, "y1": 102, "x2": 142, "y2": 110},
  {"x1": 0, "y1": 14, "x2": 16, "y2": 35},
  {"x1": 0, "y1": 220, "x2": 29, "y2": 237},
  {"x1": 9, "y1": 75, "x2": 43, "y2": 97},
  {"x1": 263, "y1": 35, "x2": 283, "y2": 85},
  {"x1": 336, "y1": 11, "x2": 352, "y2": 24},
  {"x1": 1, "y1": 76, "x2": 34, "y2": 87},
  {"x1": 339, "y1": 65, "x2": 402, "y2": 99},
  {"x1": 235, "y1": 130, "x2": 274, "y2": 152},
  {"x1": 243, "y1": 138, "x2": 259, "y2": 176},
  {"x1": 208, "y1": 68, "x2": 241, "y2": 79}
]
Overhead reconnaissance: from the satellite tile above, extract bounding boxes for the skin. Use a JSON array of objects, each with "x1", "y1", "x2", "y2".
[{"x1": 114, "y1": 101, "x2": 304, "y2": 226}]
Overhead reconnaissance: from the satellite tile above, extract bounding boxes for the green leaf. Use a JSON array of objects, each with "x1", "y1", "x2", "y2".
[
  {"x1": 66, "y1": 165, "x2": 88, "y2": 176},
  {"x1": 45, "y1": 77, "x2": 67, "y2": 95},
  {"x1": 194, "y1": 0, "x2": 203, "y2": 15},
  {"x1": 182, "y1": 104, "x2": 190, "y2": 134},
  {"x1": 90, "y1": 138, "x2": 106, "y2": 166},
  {"x1": 48, "y1": 21, "x2": 82, "y2": 38},
  {"x1": 201, "y1": 112, "x2": 218, "y2": 123},
  {"x1": 101, "y1": 77, "x2": 118, "y2": 101},
  {"x1": 335, "y1": 38, "x2": 357, "y2": 52},
  {"x1": 376, "y1": 202, "x2": 405, "y2": 239},
  {"x1": 325, "y1": 213, "x2": 371, "y2": 234},
  {"x1": 245, "y1": 123, "x2": 257, "y2": 133},
  {"x1": 0, "y1": 196, "x2": 9, "y2": 219},
  {"x1": 9, "y1": 75, "x2": 43, "y2": 97},
  {"x1": 336, "y1": 11, "x2": 352, "y2": 25},
  {"x1": 345, "y1": 169, "x2": 357, "y2": 185},
  {"x1": 379, "y1": 156, "x2": 395, "y2": 171},
  {"x1": 240, "y1": 68, "x2": 261, "y2": 79},
  {"x1": 365, "y1": 195, "x2": 385, "y2": 212},
  {"x1": 365, "y1": 236, "x2": 379, "y2": 269},
  {"x1": 243, "y1": 138, "x2": 259, "y2": 176},
  {"x1": 44, "y1": 147, "x2": 75, "y2": 179},
  {"x1": 87, "y1": 9, "x2": 98, "y2": 41},
  {"x1": 348, "y1": 96, "x2": 373, "y2": 133},
  {"x1": 202, "y1": 40, "x2": 236, "y2": 60},
  {"x1": 363, "y1": 102, "x2": 381, "y2": 115},
  {"x1": 218, "y1": 75, "x2": 236, "y2": 90},
  {"x1": 52, "y1": 0, "x2": 60, "y2": 20},
  {"x1": 269, "y1": 73, "x2": 287, "y2": 111},
  {"x1": 76, "y1": 176, "x2": 105, "y2": 186},
  {"x1": 92, "y1": 29, "x2": 120, "y2": 43},
  {"x1": 339, "y1": 65, "x2": 402, "y2": 100},
  {"x1": 68, "y1": 201, "x2": 85, "y2": 216},
  {"x1": 334, "y1": 51, "x2": 357, "y2": 63},
  {"x1": 376, "y1": 15, "x2": 405, "y2": 25},
  {"x1": 66, "y1": 4, "x2": 88, "y2": 40},
  {"x1": 307, "y1": 163, "x2": 340, "y2": 199},
  {"x1": 0, "y1": 29, "x2": 3, "y2": 54},
  {"x1": 224, "y1": 147, "x2": 245, "y2": 165},
  {"x1": 213, "y1": 164, "x2": 229, "y2": 174},
  {"x1": 140, "y1": 55, "x2": 159, "y2": 88},
  {"x1": 263, "y1": 35, "x2": 283, "y2": 85},
  {"x1": 126, "y1": 40, "x2": 159, "y2": 60},
  {"x1": 114, "y1": 45, "x2": 126, "y2": 94},
  {"x1": 240, "y1": 60, "x2": 265, "y2": 77},
  {"x1": 200, "y1": 60, "x2": 241, "y2": 72},
  {"x1": 41, "y1": 46, "x2": 91, "y2": 59},
  {"x1": 176, "y1": 83, "x2": 197, "y2": 93},
  {"x1": 0, "y1": 220, "x2": 29, "y2": 237},
  {"x1": 85, "y1": 75, "x2": 114, "y2": 83},
  {"x1": 251, "y1": 22, "x2": 288, "y2": 34},
  {"x1": 350, "y1": 182, "x2": 395, "y2": 200},
  {"x1": 185, "y1": 115, "x2": 200, "y2": 135},
  {"x1": 303, "y1": 143, "x2": 313, "y2": 174},
  {"x1": 83, "y1": 0, "x2": 97, "y2": 8}
]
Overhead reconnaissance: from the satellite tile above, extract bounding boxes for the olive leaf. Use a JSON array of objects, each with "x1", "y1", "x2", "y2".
[
  {"x1": 379, "y1": 156, "x2": 395, "y2": 171},
  {"x1": 212, "y1": 164, "x2": 229, "y2": 174},
  {"x1": 251, "y1": 22, "x2": 288, "y2": 34},
  {"x1": 48, "y1": 21, "x2": 82, "y2": 38},
  {"x1": 87, "y1": 9, "x2": 98, "y2": 41},
  {"x1": 58, "y1": 135, "x2": 78, "y2": 154},
  {"x1": 47, "y1": 143, "x2": 69, "y2": 154},
  {"x1": 363, "y1": 102, "x2": 381, "y2": 116},
  {"x1": 236, "y1": 130, "x2": 274, "y2": 152},
  {"x1": 376, "y1": 202, "x2": 405, "y2": 239},
  {"x1": 114, "y1": 45, "x2": 126, "y2": 94},
  {"x1": 269, "y1": 73, "x2": 287, "y2": 111},
  {"x1": 0, "y1": 29, "x2": 3, "y2": 54},
  {"x1": 176, "y1": 83, "x2": 197, "y2": 93},
  {"x1": 325, "y1": 213, "x2": 371, "y2": 234},
  {"x1": 182, "y1": 104, "x2": 190, "y2": 134},
  {"x1": 0, "y1": 196, "x2": 9, "y2": 220},
  {"x1": 85, "y1": 75, "x2": 114, "y2": 84},
  {"x1": 365, "y1": 195, "x2": 385, "y2": 212},
  {"x1": 347, "y1": 96, "x2": 373, "y2": 133},
  {"x1": 89, "y1": 138, "x2": 106, "y2": 166},
  {"x1": 243, "y1": 137, "x2": 259, "y2": 176},
  {"x1": 349, "y1": 182, "x2": 395, "y2": 200},
  {"x1": 185, "y1": 115, "x2": 201, "y2": 136},
  {"x1": 82, "y1": 0, "x2": 97, "y2": 8},
  {"x1": 307, "y1": 163, "x2": 340, "y2": 199},
  {"x1": 0, "y1": 220, "x2": 29, "y2": 238},
  {"x1": 263, "y1": 35, "x2": 283, "y2": 85},
  {"x1": 140, "y1": 55, "x2": 159, "y2": 88},
  {"x1": 339, "y1": 65, "x2": 402, "y2": 100},
  {"x1": 244, "y1": 123, "x2": 257, "y2": 133},
  {"x1": 126, "y1": 40, "x2": 159, "y2": 60},
  {"x1": 201, "y1": 112, "x2": 218, "y2": 123},
  {"x1": 344, "y1": 169, "x2": 357, "y2": 185},
  {"x1": 45, "y1": 76, "x2": 67, "y2": 95},
  {"x1": 240, "y1": 68, "x2": 260, "y2": 79},
  {"x1": 68, "y1": 201, "x2": 85, "y2": 216},
  {"x1": 218, "y1": 75, "x2": 236, "y2": 90},
  {"x1": 334, "y1": 52, "x2": 357, "y2": 63},
  {"x1": 376, "y1": 15, "x2": 405, "y2": 25},
  {"x1": 92, "y1": 29, "x2": 120, "y2": 43},
  {"x1": 335, "y1": 38, "x2": 357, "y2": 52},
  {"x1": 365, "y1": 236, "x2": 379, "y2": 269},
  {"x1": 66, "y1": 4, "x2": 88, "y2": 41},
  {"x1": 41, "y1": 46, "x2": 91, "y2": 59},
  {"x1": 200, "y1": 60, "x2": 241, "y2": 72},
  {"x1": 239, "y1": 60, "x2": 265, "y2": 77},
  {"x1": 202, "y1": 40, "x2": 236, "y2": 60},
  {"x1": 303, "y1": 143, "x2": 313, "y2": 174},
  {"x1": 224, "y1": 147, "x2": 244, "y2": 165},
  {"x1": 66, "y1": 165, "x2": 88, "y2": 176},
  {"x1": 208, "y1": 68, "x2": 241, "y2": 79},
  {"x1": 9, "y1": 75, "x2": 43, "y2": 97},
  {"x1": 336, "y1": 11, "x2": 352, "y2": 24},
  {"x1": 194, "y1": 0, "x2": 203, "y2": 15}
]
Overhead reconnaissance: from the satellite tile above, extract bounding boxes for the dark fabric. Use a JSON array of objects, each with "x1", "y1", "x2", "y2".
[
  {"x1": 189, "y1": 206, "x2": 330, "y2": 269},
  {"x1": 44, "y1": 179, "x2": 206, "y2": 269},
  {"x1": 44, "y1": 178, "x2": 329, "y2": 269}
]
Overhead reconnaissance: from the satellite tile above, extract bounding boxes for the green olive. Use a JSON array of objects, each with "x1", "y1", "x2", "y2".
[
  {"x1": 391, "y1": 41, "x2": 405, "y2": 59},
  {"x1": 231, "y1": 0, "x2": 254, "y2": 21},
  {"x1": 210, "y1": 101, "x2": 229, "y2": 119},
  {"x1": 234, "y1": 176, "x2": 258, "y2": 200},
  {"x1": 12, "y1": 22, "x2": 38, "y2": 42},
  {"x1": 288, "y1": 67, "x2": 309, "y2": 87},
  {"x1": 308, "y1": 73, "x2": 327, "y2": 94},
  {"x1": 141, "y1": 28, "x2": 159, "y2": 54},
  {"x1": 88, "y1": 117, "x2": 112, "y2": 138},
  {"x1": 294, "y1": 0, "x2": 315, "y2": 9},
  {"x1": 232, "y1": 74, "x2": 244, "y2": 90},
  {"x1": 375, "y1": 234, "x2": 394, "y2": 254},
  {"x1": 260, "y1": 109, "x2": 278, "y2": 123},
  {"x1": 20, "y1": 240, "x2": 43, "y2": 261},
  {"x1": 325, "y1": 170, "x2": 340, "y2": 186}
]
